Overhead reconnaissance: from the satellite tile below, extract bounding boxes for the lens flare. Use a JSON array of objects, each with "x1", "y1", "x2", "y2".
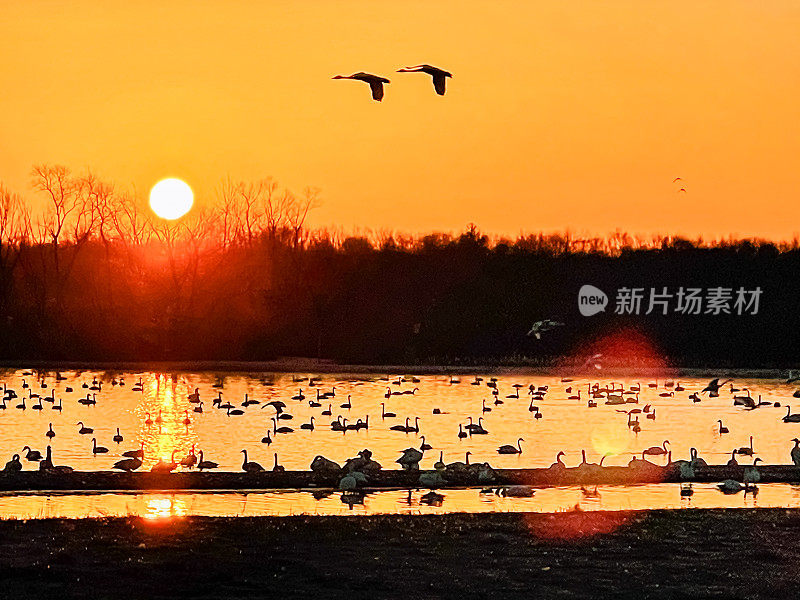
[
  {"x1": 524, "y1": 509, "x2": 633, "y2": 540},
  {"x1": 590, "y1": 423, "x2": 628, "y2": 458},
  {"x1": 558, "y1": 326, "x2": 676, "y2": 376}
]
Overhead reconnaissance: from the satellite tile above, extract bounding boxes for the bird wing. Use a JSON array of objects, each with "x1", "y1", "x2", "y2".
[
  {"x1": 432, "y1": 73, "x2": 446, "y2": 95},
  {"x1": 369, "y1": 80, "x2": 385, "y2": 101}
]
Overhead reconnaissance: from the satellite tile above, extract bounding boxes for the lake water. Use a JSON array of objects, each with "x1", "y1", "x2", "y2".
[
  {"x1": 1, "y1": 368, "x2": 799, "y2": 518},
  {"x1": 1, "y1": 483, "x2": 799, "y2": 520}
]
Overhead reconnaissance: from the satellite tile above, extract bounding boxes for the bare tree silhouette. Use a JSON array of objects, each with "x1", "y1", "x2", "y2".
[
  {"x1": 0, "y1": 164, "x2": 796, "y2": 365},
  {"x1": 0, "y1": 185, "x2": 28, "y2": 321}
]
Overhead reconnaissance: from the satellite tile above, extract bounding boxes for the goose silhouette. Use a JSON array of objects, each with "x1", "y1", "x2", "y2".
[
  {"x1": 332, "y1": 72, "x2": 390, "y2": 101},
  {"x1": 397, "y1": 64, "x2": 452, "y2": 95}
]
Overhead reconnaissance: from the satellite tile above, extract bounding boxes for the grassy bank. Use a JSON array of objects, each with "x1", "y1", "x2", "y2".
[{"x1": 1, "y1": 509, "x2": 799, "y2": 598}]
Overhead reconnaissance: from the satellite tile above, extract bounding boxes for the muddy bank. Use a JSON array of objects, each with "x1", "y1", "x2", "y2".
[
  {"x1": 2, "y1": 463, "x2": 799, "y2": 492},
  {"x1": 0, "y1": 509, "x2": 799, "y2": 598}
]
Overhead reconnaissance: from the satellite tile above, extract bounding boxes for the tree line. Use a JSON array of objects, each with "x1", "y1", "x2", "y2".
[{"x1": 1, "y1": 165, "x2": 797, "y2": 367}]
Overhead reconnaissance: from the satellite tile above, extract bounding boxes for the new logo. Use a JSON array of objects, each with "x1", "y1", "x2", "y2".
[{"x1": 578, "y1": 285, "x2": 608, "y2": 316}]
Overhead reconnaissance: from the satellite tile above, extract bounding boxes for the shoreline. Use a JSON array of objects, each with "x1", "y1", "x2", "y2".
[
  {"x1": 0, "y1": 358, "x2": 792, "y2": 379},
  {"x1": 2, "y1": 508, "x2": 800, "y2": 598},
  {"x1": 2, "y1": 463, "x2": 799, "y2": 492}
]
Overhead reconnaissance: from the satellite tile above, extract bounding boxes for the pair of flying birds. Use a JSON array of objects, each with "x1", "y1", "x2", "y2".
[{"x1": 332, "y1": 64, "x2": 452, "y2": 101}]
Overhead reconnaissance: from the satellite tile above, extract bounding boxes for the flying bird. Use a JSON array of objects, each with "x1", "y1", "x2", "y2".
[
  {"x1": 332, "y1": 72, "x2": 390, "y2": 101},
  {"x1": 396, "y1": 64, "x2": 452, "y2": 95},
  {"x1": 678, "y1": 188, "x2": 687, "y2": 193},
  {"x1": 527, "y1": 319, "x2": 564, "y2": 339},
  {"x1": 702, "y1": 378, "x2": 731, "y2": 394},
  {"x1": 672, "y1": 177, "x2": 683, "y2": 183},
  {"x1": 582, "y1": 353, "x2": 603, "y2": 370}
]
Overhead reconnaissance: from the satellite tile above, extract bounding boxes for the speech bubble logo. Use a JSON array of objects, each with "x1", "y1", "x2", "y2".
[{"x1": 578, "y1": 285, "x2": 608, "y2": 316}]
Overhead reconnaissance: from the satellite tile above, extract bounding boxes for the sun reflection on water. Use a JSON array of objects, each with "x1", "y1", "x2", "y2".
[
  {"x1": 1, "y1": 483, "x2": 800, "y2": 521},
  {"x1": 143, "y1": 495, "x2": 188, "y2": 520},
  {"x1": 137, "y1": 374, "x2": 200, "y2": 469},
  {"x1": 590, "y1": 422, "x2": 628, "y2": 458},
  {"x1": 2, "y1": 368, "x2": 800, "y2": 477}
]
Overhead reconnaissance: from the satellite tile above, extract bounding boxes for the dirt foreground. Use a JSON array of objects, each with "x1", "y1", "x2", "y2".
[{"x1": 1, "y1": 508, "x2": 798, "y2": 599}]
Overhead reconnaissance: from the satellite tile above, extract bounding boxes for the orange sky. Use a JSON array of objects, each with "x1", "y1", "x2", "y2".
[{"x1": 1, "y1": 1, "x2": 799, "y2": 239}]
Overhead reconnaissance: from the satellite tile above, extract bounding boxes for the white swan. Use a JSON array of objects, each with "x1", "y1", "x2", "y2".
[
  {"x1": 736, "y1": 436, "x2": 755, "y2": 456},
  {"x1": 642, "y1": 440, "x2": 669, "y2": 457},
  {"x1": 783, "y1": 406, "x2": 800, "y2": 423},
  {"x1": 241, "y1": 449, "x2": 264, "y2": 473},
  {"x1": 497, "y1": 438, "x2": 523, "y2": 455},
  {"x1": 717, "y1": 479, "x2": 744, "y2": 493},
  {"x1": 743, "y1": 458, "x2": 762, "y2": 486}
]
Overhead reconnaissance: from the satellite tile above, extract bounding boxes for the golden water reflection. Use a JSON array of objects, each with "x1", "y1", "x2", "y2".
[
  {"x1": 2, "y1": 369, "x2": 800, "y2": 475},
  {"x1": 3, "y1": 483, "x2": 800, "y2": 520},
  {"x1": 144, "y1": 496, "x2": 188, "y2": 520},
  {"x1": 138, "y1": 374, "x2": 199, "y2": 469}
]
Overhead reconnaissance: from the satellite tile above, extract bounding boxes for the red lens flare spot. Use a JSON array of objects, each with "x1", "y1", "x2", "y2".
[
  {"x1": 524, "y1": 509, "x2": 633, "y2": 541},
  {"x1": 559, "y1": 326, "x2": 677, "y2": 376}
]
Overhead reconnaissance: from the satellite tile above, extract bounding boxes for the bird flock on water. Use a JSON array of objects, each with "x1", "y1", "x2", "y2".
[{"x1": 4, "y1": 371, "x2": 800, "y2": 500}]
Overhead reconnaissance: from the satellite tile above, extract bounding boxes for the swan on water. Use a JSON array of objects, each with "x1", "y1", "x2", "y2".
[{"x1": 497, "y1": 438, "x2": 524, "y2": 455}]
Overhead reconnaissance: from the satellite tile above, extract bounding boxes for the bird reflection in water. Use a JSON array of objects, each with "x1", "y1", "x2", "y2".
[
  {"x1": 340, "y1": 491, "x2": 365, "y2": 508},
  {"x1": 420, "y1": 491, "x2": 445, "y2": 507},
  {"x1": 581, "y1": 486, "x2": 601, "y2": 499}
]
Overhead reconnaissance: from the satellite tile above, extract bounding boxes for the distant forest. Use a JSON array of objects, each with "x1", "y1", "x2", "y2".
[{"x1": 1, "y1": 166, "x2": 798, "y2": 367}]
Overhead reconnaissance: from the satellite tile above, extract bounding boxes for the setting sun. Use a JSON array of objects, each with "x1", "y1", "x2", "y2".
[{"x1": 149, "y1": 178, "x2": 193, "y2": 220}]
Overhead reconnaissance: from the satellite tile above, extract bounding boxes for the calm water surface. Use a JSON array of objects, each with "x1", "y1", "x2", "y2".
[
  {"x1": 1, "y1": 484, "x2": 800, "y2": 520},
  {"x1": 3, "y1": 368, "x2": 800, "y2": 518},
  {"x1": 1, "y1": 369, "x2": 797, "y2": 472}
]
